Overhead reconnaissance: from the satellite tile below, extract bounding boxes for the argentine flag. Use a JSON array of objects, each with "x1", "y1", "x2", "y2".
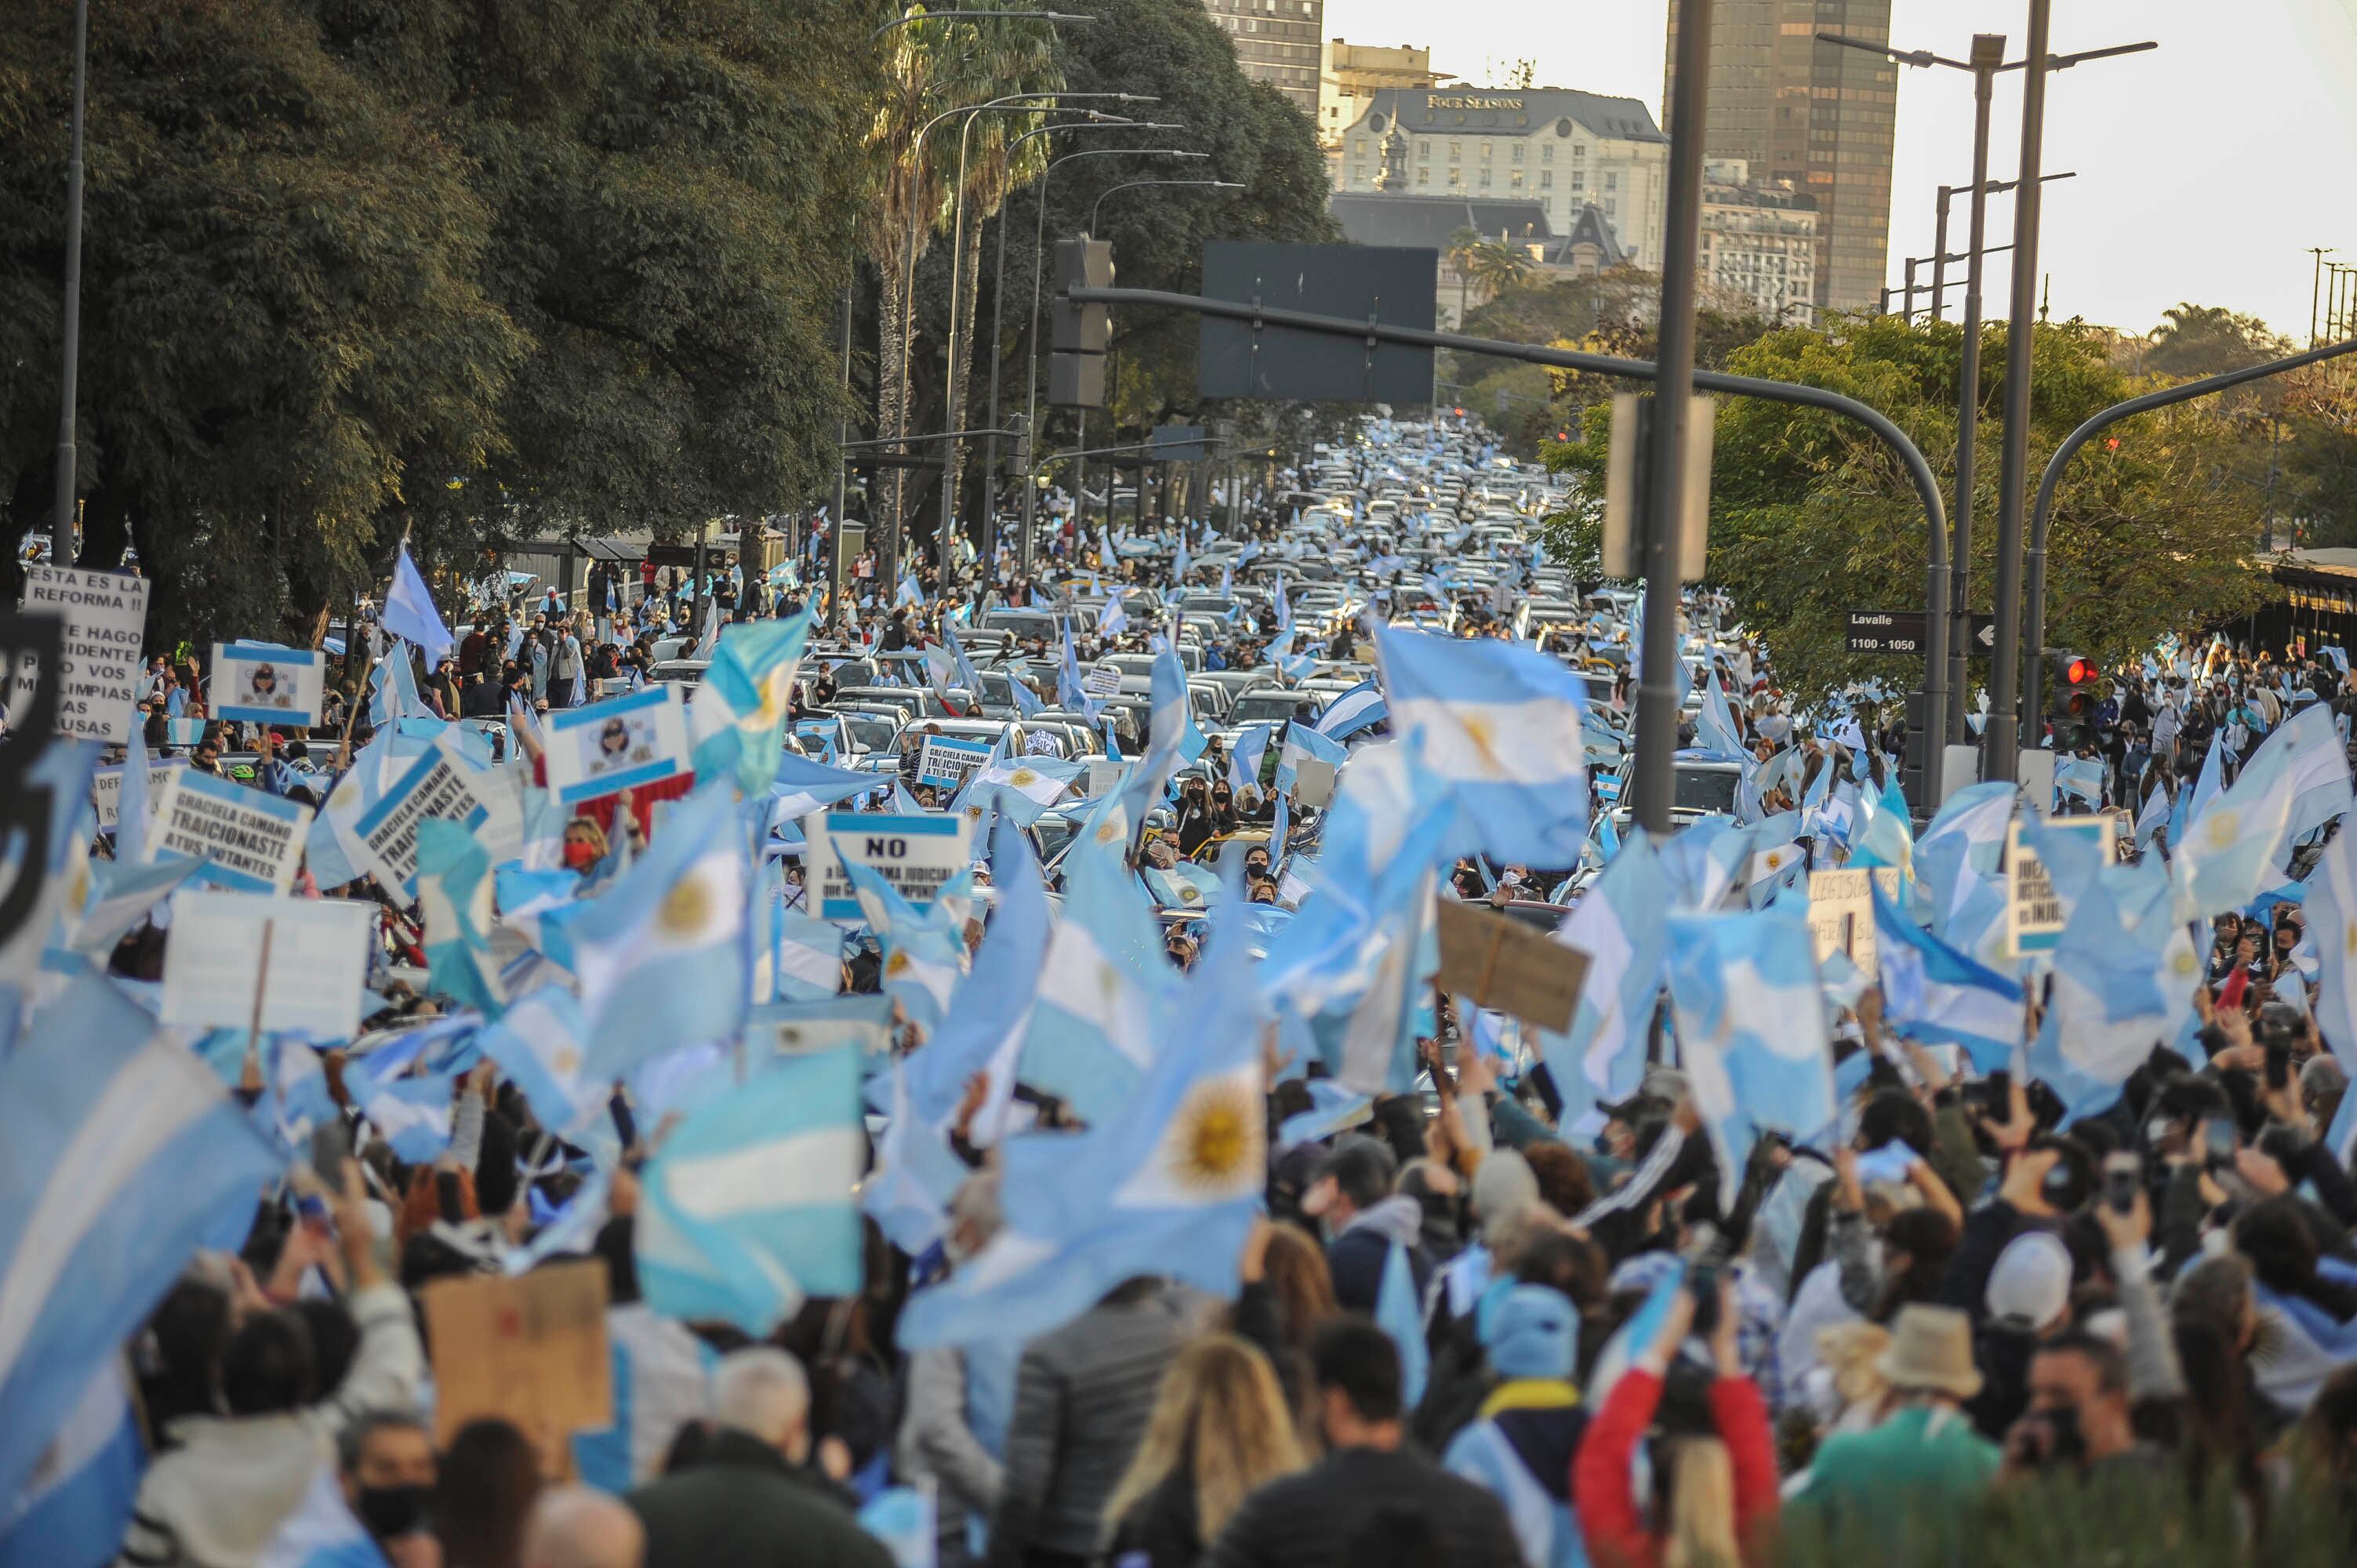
[
  {"x1": 691, "y1": 607, "x2": 816, "y2": 795},
  {"x1": 0, "y1": 977, "x2": 279, "y2": 1508},
  {"x1": 1538, "y1": 831, "x2": 1669, "y2": 1123},
  {"x1": 572, "y1": 784, "x2": 751, "y2": 1082},
  {"x1": 898, "y1": 918, "x2": 1267, "y2": 1350},
  {"x1": 1274, "y1": 722, "x2": 1347, "y2": 797},
  {"x1": 1375, "y1": 625, "x2": 1589, "y2": 866},
  {"x1": 416, "y1": 818, "x2": 505, "y2": 1017},
  {"x1": 1019, "y1": 837, "x2": 1165, "y2": 1123},
  {"x1": 477, "y1": 982, "x2": 604, "y2": 1144},
  {"x1": 637, "y1": 1045, "x2": 866, "y2": 1336},
  {"x1": 843, "y1": 862, "x2": 971, "y2": 1039},
  {"x1": 1872, "y1": 885, "x2": 2021, "y2": 1072},
  {"x1": 1665, "y1": 904, "x2": 1836, "y2": 1189},
  {"x1": 2029, "y1": 869, "x2": 2201, "y2": 1124}
]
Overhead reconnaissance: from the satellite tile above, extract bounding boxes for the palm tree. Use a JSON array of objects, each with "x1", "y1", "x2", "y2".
[
  {"x1": 1466, "y1": 240, "x2": 1536, "y2": 301},
  {"x1": 1445, "y1": 225, "x2": 1484, "y2": 326},
  {"x1": 2145, "y1": 302, "x2": 2289, "y2": 379}
]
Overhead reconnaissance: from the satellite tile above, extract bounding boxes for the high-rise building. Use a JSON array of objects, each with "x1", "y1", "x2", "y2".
[
  {"x1": 1663, "y1": 0, "x2": 1895, "y2": 316},
  {"x1": 1203, "y1": 0, "x2": 1325, "y2": 118},
  {"x1": 1317, "y1": 40, "x2": 1447, "y2": 151},
  {"x1": 1699, "y1": 158, "x2": 1818, "y2": 325}
]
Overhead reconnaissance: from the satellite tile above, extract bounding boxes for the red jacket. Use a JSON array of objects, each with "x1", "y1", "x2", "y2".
[{"x1": 1571, "y1": 1367, "x2": 1778, "y2": 1568}]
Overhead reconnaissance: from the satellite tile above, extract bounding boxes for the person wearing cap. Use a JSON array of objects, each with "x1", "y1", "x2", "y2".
[
  {"x1": 1784, "y1": 1304, "x2": 1999, "y2": 1552},
  {"x1": 1441, "y1": 1285, "x2": 1588, "y2": 1568},
  {"x1": 1963, "y1": 1229, "x2": 2076, "y2": 1442}
]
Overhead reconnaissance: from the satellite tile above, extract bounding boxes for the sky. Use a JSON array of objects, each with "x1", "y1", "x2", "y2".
[{"x1": 1318, "y1": 0, "x2": 2357, "y2": 341}]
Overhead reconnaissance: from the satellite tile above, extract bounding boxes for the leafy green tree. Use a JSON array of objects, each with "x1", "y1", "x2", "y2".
[
  {"x1": 1542, "y1": 315, "x2": 2275, "y2": 702},
  {"x1": 2143, "y1": 301, "x2": 2292, "y2": 379}
]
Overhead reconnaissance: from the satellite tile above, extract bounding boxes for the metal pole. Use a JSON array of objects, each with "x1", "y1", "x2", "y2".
[
  {"x1": 2311, "y1": 248, "x2": 2334, "y2": 349},
  {"x1": 1632, "y1": 0, "x2": 1712, "y2": 837},
  {"x1": 983, "y1": 192, "x2": 1014, "y2": 555},
  {"x1": 1948, "y1": 38, "x2": 2001, "y2": 745},
  {"x1": 830, "y1": 280, "x2": 852, "y2": 619},
  {"x1": 2022, "y1": 333, "x2": 2357, "y2": 727},
  {"x1": 1981, "y1": 0, "x2": 2051, "y2": 783},
  {"x1": 53, "y1": 0, "x2": 89, "y2": 556},
  {"x1": 1930, "y1": 187, "x2": 1952, "y2": 325}
]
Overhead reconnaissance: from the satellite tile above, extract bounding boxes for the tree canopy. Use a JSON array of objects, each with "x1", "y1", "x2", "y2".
[{"x1": 1542, "y1": 315, "x2": 2276, "y2": 702}]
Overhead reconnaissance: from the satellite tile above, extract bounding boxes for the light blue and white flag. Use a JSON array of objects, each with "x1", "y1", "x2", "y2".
[
  {"x1": 910, "y1": 818, "x2": 1051, "y2": 1142},
  {"x1": 67, "y1": 855, "x2": 199, "y2": 957},
  {"x1": 690, "y1": 606, "x2": 815, "y2": 796},
  {"x1": 1019, "y1": 833, "x2": 1165, "y2": 1123},
  {"x1": 114, "y1": 741, "x2": 154, "y2": 866},
  {"x1": 1229, "y1": 723, "x2": 1276, "y2": 794},
  {"x1": 351, "y1": 1069, "x2": 456, "y2": 1163},
  {"x1": 0, "y1": 1363, "x2": 144, "y2": 1568},
  {"x1": 0, "y1": 977, "x2": 278, "y2": 1507},
  {"x1": 572, "y1": 784, "x2": 751, "y2": 1082},
  {"x1": 1376, "y1": 627, "x2": 1588, "y2": 864},
  {"x1": 769, "y1": 754, "x2": 881, "y2": 825},
  {"x1": 2240, "y1": 699, "x2": 2352, "y2": 850},
  {"x1": 1665, "y1": 904, "x2": 1834, "y2": 1185},
  {"x1": 2178, "y1": 729, "x2": 2306, "y2": 918},
  {"x1": 477, "y1": 983, "x2": 604, "y2": 1145},
  {"x1": 2170, "y1": 730, "x2": 2226, "y2": 851},
  {"x1": 1695, "y1": 673, "x2": 1745, "y2": 760},
  {"x1": 897, "y1": 922, "x2": 1266, "y2": 1350},
  {"x1": 416, "y1": 818, "x2": 504, "y2": 1017},
  {"x1": 1872, "y1": 884, "x2": 2021, "y2": 1072},
  {"x1": 859, "y1": 1059, "x2": 972, "y2": 1258},
  {"x1": 1660, "y1": 817, "x2": 1753, "y2": 913},
  {"x1": 637, "y1": 1045, "x2": 866, "y2": 1336},
  {"x1": 383, "y1": 543, "x2": 453, "y2": 667},
  {"x1": 2304, "y1": 825, "x2": 2357, "y2": 1094},
  {"x1": 1376, "y1": 1240, "x2": 1430, "y2": 1406},
  {"x1": 1273, "y1": 722, "x2": 1347, "y2": 797},
  {"x1": 843, "y1": 861, "x2": 969, "y2": 1040},
  {"x1": 775, "y1": 913, "x2": 844, "y2": 1002},
  {"x1": 2028, "y1": 871, "x2": 2202, "y2": 1124},
  {"x1": 1315, "y1": 678, "x2": 1388, "y2": 742}
]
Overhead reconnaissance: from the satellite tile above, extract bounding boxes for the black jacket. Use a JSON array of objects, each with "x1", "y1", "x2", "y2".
[
  {"x1": 1205, "y1": 1446, "x2": 1520, "y2": 1568},
  {"x1": 628, "y1": 1428, "x2": 893, "y2": 1568},
  {"x1": 1103, "y1": 1459, "x2": 1203, "y2": 1568}
]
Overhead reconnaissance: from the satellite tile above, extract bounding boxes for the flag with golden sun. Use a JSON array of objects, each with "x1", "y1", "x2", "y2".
[
  {"x1": 688, "y1": 604, "x2": 816, "y2": 795},
  {"x1": 895, "y1": 916, "x2": 1269, "y2": 1351}
]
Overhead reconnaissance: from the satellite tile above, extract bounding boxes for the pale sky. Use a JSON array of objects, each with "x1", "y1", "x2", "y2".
[{"x1": 1320, "y1": 0, "x2": 2357, "y2": 341}]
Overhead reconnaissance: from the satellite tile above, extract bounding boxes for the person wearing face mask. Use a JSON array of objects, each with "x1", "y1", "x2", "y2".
[
  {"x1": 561, "y1": 820, "x2": 608, "y2": 879},
  {"x1": 2001, "y1": 1330, "x2": 2165, "y2": 1483}
]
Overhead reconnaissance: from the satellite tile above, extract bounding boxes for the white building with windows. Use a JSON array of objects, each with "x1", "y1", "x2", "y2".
[
  {"x1": 1699, "y1": 158, "x2": 1818, "y2": 325},
  {"x1": 1326, "y1": 87, "x2": 1669, "y2": 272}
]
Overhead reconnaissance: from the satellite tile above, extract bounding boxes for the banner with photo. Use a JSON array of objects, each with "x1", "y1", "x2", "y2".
[
  {"x1": 211, "y1": 642, "x2": 326, "y2": 728},
  {"x1": 543, "y1": 685, "x2": 692, "y2": 807}
]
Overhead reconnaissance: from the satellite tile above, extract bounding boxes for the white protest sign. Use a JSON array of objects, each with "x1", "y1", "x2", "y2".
[
  {"x1": 148, "y1": 768, "x2": 313, "y2": 895},
  {"x1": 915, "y1": 735, "x2": 993, "y2": 792},
  {"x1": 1083, "y1": 664, "x2": 1122, "y2": 699},
  {"x1": 352, "y1": 738, "x2": 516, "y2": 898},
  {"x1": 801, "y1": 810, "x2": 974, "y2": 920},
  {"x1": 160, "y1": 889, "x2": 376, "y2": 1039},
  {"x1": 1807, "y1": 867, "x2": 1903, "y2": 978},
  {"x1": 211, "y1": 642, "x2": 327, "y2": 728},
  {"x1": 92, "y1": 757, "x2": 185, "y2": 829},
  {"x1": 2004, "y1": 815, "x2": 2118, "y2": 957},
  {"x1": 542, "y1": 685, "x2": 691, "y2": 807},
  {"x1": 12, "y1": 564, "x2": 152, "y2": 741}
]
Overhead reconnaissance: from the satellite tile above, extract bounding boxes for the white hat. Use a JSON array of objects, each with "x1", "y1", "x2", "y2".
[{"x1": 1985, "y1": 1230, "x2": 2073, "y2": 1330}]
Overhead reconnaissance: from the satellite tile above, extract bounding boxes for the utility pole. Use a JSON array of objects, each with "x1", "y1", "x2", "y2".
[
  {"x1": 1632, "y1": 0, "x2": 1712, "y2": 837},
  {"x1": 1981, "y1": 0, "x2": 2052, "y2": 783},
  {"x1": 54, "y1": 0, "x2": 89, "y2": 559},
  {"x1": 1950, "y1": 33, "x2": 2005, "y2": 744},
  {"x1": 2311, "y1": 248, "x2": 2337, "y2": 348}
]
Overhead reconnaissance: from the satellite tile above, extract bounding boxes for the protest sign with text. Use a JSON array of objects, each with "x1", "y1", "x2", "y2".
[
  {"x1": 11, "y1": 565, "x2": 151, "y2": 742},
  {"x1": 1807, "y1": 867, "x2": 1904, "y2": 977},
  {"x1": 916, "y1": 735, "x2": 993, "y2": 792},
  {"x1": 91, "y1": 757, "x2": 184, "y2": 829},
  {"x1": 147, "y1": 768, "x2": 311, "y2": 894},
  {"x1": 801, "y1": 810, "x2": 973, "y2": 920},
  {"x1": 353, "y1": 738, "x2": 516, "y2": 898}
]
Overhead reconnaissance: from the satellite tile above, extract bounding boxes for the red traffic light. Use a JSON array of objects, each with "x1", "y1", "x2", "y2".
[{"x1": 2065, "y1": 657, "x2": 2094, "y2": 684}]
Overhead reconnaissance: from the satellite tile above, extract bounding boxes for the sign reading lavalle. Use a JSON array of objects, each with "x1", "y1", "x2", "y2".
[{"x1": 13, "y1": 565, "x2": 152, "y2": 742}]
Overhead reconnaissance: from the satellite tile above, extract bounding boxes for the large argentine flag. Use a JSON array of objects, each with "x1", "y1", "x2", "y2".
[
  {"x1": 1665, "y1": 905, "x2": 1835, "y2": 1189},
  {"x1": 636, "y1": 1044, "x2": 866, "y2": 1336},
  {"x1": 0, "y1": 977, "x2": 278, "y2": 1505},
  {"x1": 1872, "y1": 884, "x2": 2022, "y2": 1072},
  {"x1": 1375, "y1": 626, "x2": 1589, "y2": 865}
]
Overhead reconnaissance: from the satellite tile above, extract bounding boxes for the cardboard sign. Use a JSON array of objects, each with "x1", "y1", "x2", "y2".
[
  {"x1": 159, "y1": 889, "x2": 376, "y2": 1037},
  {"x1": 1807, "y1": 868, "x2": 1903, "y2": 977},
  {"x1": 420, "y1": 1259, "x2": 612, "y2": 1447},
  {"x1": 543, "y1": 684, "x2": 691, "y2": 806},
  {"x1": 916, "y1": 735, "x2": 994, "y2": 792},
  {"x1": 1085, "y1": 757, "x2": 1128, "y2": 799},
  {"x1": 1083, "y1": 663, "x2": 1123, "y2": 698},
  {"x1": 91, "y1": 757, "x2": 185, "y2": 829},
  {"x1": 352, "y1": 741, "x2": 508, "y2": 898},
  {"x1": 1433, "y1": 898, "x2": 1589, "y2": 1033},
  {"x1": 211, "y1": 642, "x2": 326, "y2": 728},
  {"x1": 13, "y1": 564, "x2": 152, "y2": 742},
  {"x1": 148, "y1": 768, "x2": 312, "y2": 895},
  {"x1": 801, "y1": 810, "x2": 974, "y2": 920},
  {"x1": 2004, "y1": 815, "x2": 2117, "y2": 956}
]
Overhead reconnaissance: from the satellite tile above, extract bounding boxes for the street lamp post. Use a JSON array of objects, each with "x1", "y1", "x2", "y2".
[
  {"x1": 54, "y1": 0, "x2": 88, "y2": 556},
  {"x1": 1018, "y1": 145, "x2": 1206, "y2": 575},
  {"x1": 1820, "y1": 28, "x2": 2149, "y2": 764},
  {"x1": 1088, "y1": 177, "x2": 1242, "y2": 237}
]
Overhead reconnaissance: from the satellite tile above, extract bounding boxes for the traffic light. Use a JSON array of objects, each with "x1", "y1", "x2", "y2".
[
  {"x1": 1004, "y1": 413, "x2": 1032, "y2": 478},
  {"x1": 2048, "y1": 652, "x2": 2098, "y2": 750},
  {"x1": 1048, "y1": 238, "x2": 1111, "y2": 408}
]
